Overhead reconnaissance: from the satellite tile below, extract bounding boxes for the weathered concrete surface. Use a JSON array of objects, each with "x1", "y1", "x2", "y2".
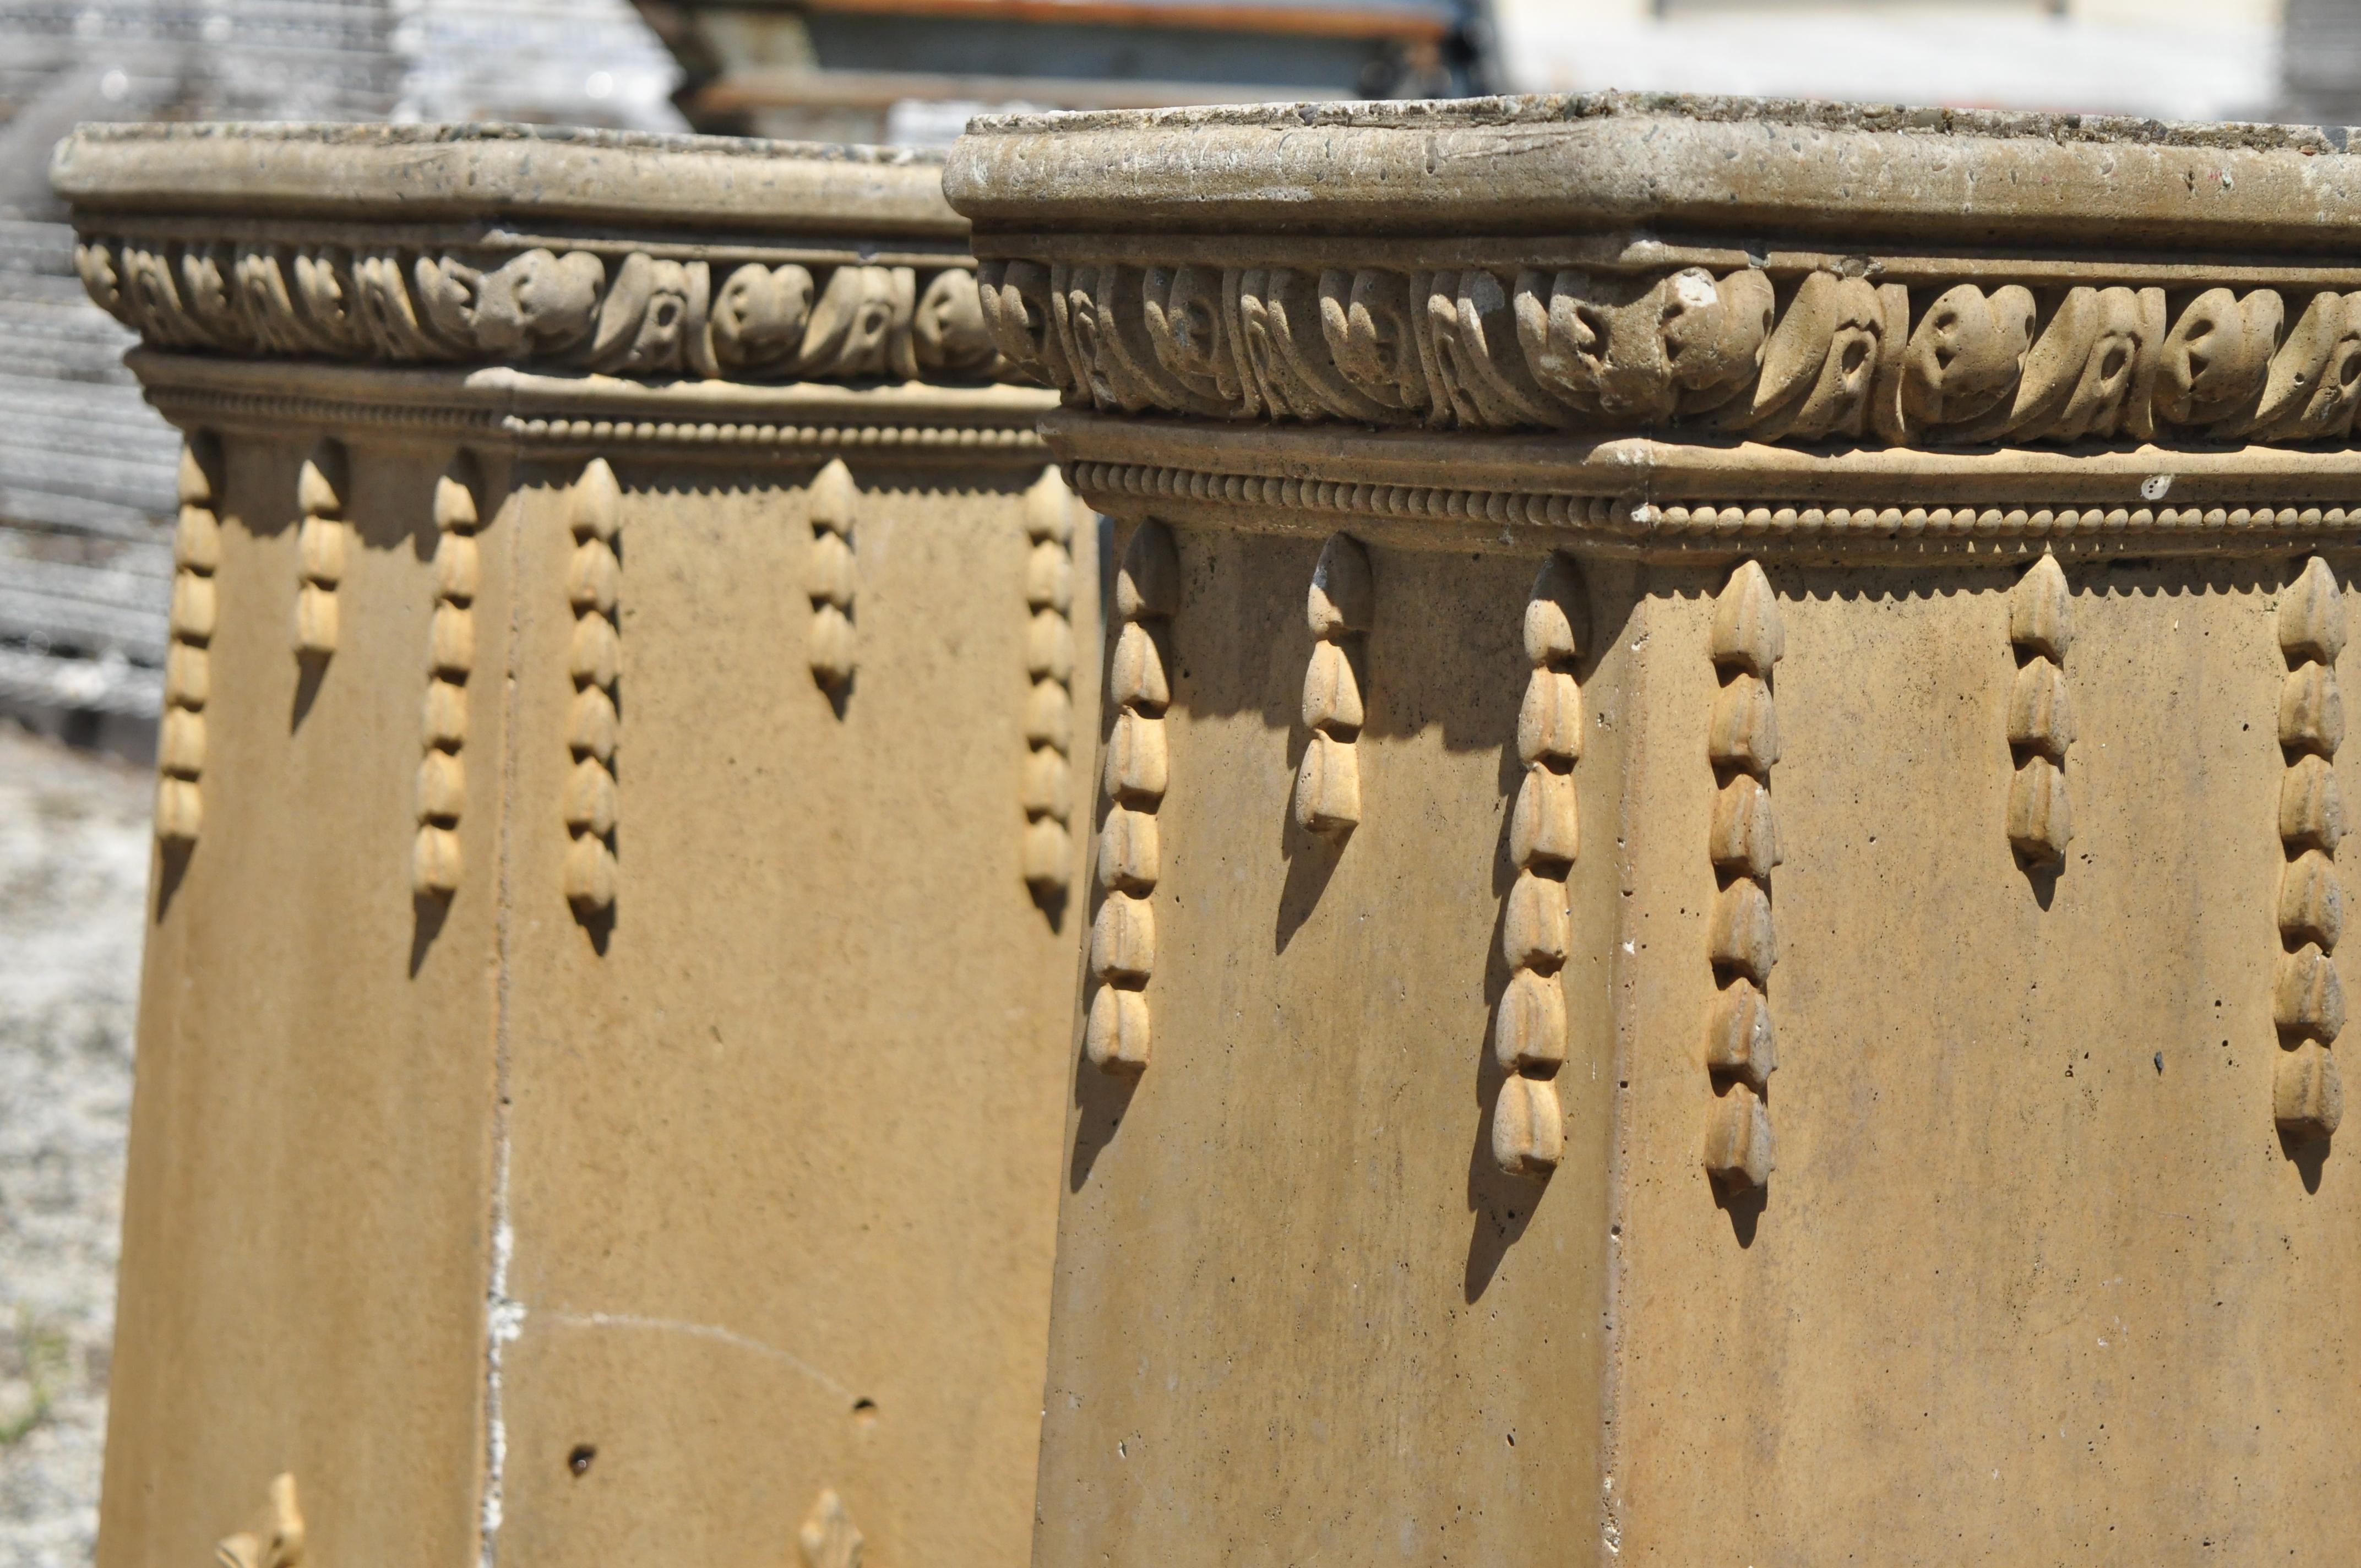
[
  {"x1": 944, "y1": 91, "x2": 2361, "y2": 248},
  {"x1": 53, "y1": 122, "x2": 965, "y2": 237},
  {"x1": 62, "y1": 124, "x2": 1080, "y2": 1568},
  {"x1": 948, "y1": 94, "x2": 2361, "y2": 1566}
]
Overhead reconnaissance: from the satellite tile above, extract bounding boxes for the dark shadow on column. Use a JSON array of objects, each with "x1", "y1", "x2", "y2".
[
  {"x1": 1467, "y1": 737, "x2": 1545, "y2": 1302},
  {"x1": 1275, "y1": 622, "x2": 1366, "y2": 954},
  {"x1": 2282, "y1": 1127, "x2": 2330, "y2": 1194},
  {"x1": 1069, "y1": 1005, "x2": 1140, "y2": 1191},
  {"x1": 290, "y1": 651, "x2": 327, "y2": 731},
  {"x1": 1713, "y1": 1172, "x2": 1766, "y2": 1246},
  {"x1": 1275, "y1": 806, "x2": 1345, "y2": 955},
  {"x1": 153, "y1": 840, "x2": 191, "y2": 923},
  {"x1": 1464, "y1": 1055, "x2": 1548, "y2": 1303},
  {"x1": 409, "y1": 891, "x2": 449, "y2": 977},
  {"x1": 576, "y1": 901, "x2": 614, "y2": 957}
]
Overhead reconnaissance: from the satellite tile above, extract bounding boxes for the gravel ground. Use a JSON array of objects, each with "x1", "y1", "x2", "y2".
[{"x1": 0, "y1": 726, "x2": 150, "y2": 1568}]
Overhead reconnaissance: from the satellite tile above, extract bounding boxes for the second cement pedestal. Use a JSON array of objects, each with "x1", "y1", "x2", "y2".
[{"x1": 948, "y1": 96, "x2": 2361, "y2": 1563}]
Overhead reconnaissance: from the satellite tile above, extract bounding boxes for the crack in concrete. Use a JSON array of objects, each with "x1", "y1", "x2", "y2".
[{"x1": 541, "y1": 1310, "x2": 854, "y2": 1400}]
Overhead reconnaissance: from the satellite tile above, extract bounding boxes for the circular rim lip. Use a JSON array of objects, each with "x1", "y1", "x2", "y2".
[
  {"x1": 53, "y1": 121, "x2": 970, "y2": 241},
  {"x1": 944, "y1": 90, "x2": 2361, "y2": 253},
  {"x1": 964, "y1": 89, "x2": 2336, "y2": 149},
  {"x1": 57, "y1": 119, "x2": 947, "y2": 164}
]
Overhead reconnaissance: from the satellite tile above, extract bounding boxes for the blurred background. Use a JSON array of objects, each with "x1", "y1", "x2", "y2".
[{"x1": 0, "y1": 0, "x2": 2340, "y2": 1563}]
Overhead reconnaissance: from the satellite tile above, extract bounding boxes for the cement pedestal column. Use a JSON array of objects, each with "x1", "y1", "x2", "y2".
[
  {"x1": 59, "y1": 124, "x2": 1082, "y2": 1568},
  {"x1": 947, "y1": 97, "x2": 2361, "y2": 1563}
]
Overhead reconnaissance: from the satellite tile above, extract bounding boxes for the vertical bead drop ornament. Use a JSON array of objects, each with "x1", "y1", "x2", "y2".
[
  {"x1": 214, "y1": 1472, "x2": 303, "y2": 1568},
  {"x1": 807, "y1": 458, "x2": 857, "y2": 694},
  {"x1": 1293, "y1": 533, "x2": 1372, "y2": 836},
  {"x1": 564, "y1": 457, "x2": 622, "y2": 918},
  {"x1": 1703, "y1": 559, "x2": 1784, "y2": 1194},
  {"x1": 1085, "y1": 520, "x2": 1178, "y2": 1075},
  {"x1": 413, "y1": 452, "x2": 481, "y2": 897},
  {"x1": 293, "y1": 438, "x2": 349, "y2": 657},
  {"x1": 2276, "y1": 555, "x2": 2347, "y2": 1146},
  {"x1": 798, "y1": 1489, "x2": 863, "y2": 1568},
  {"x1": 158, "y1": 431, "x2": 222, "y2": 845},
  {"x1": 1021, "y1": 468, "x2": 1078, "y2": 894},
  {"x1": 1491, "y1": 552, "x2": 1587, "y2": 1178},
  {"x1": 2006, "y1": 554, "x2": 2075, "y2": 865}
]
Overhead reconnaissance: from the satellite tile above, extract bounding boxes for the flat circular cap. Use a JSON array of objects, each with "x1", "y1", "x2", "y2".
[{"x1": 55, "y1": 121, "x2": 969, "y2": 241}]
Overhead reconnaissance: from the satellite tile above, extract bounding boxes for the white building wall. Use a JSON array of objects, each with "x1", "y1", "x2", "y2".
[{"x1": 1495, "y1": 0, "x2": 2287, "y2": 124}]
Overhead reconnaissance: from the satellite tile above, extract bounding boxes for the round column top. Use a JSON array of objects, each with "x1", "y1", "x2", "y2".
[
  {"x1": 945, "y1": 91, "x2": 2361, "y2": 254},
  {"x1": 56, "y1": 121, "x2": 970, "y2": 242}
]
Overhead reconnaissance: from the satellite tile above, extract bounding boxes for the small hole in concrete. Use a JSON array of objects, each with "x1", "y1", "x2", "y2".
[
  {"x1": 568, "y1": 1444, "x2": 596, "y2": 1477},
  {"x1": 852, "y1": 1398, "x2": 879, "y2": 1428}
]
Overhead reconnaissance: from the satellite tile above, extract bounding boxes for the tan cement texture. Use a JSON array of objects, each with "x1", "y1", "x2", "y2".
[
  {"x1": 948, "y1": 91, "x2": 2361, "y2": 1565},
  {"x1": 1037, "y1": 526, "x2": 2361, "y2": 1565},
  {"x1": 68, "y1": 122, "x2": 1081, "y2": 1568},
  {"x1": 1604, "y1": 563, "x2": 2353, "y2": 1561},
  {"x1": 1043, "y1": 532, "x2": 1620, "y2": 1568},
  {"x1": 106, "y1": 441, "x2": 506, "y2": 1568},
  {"x1": 489, "y1": 460, "x2": 1094, "y2": 1568},
  {"x1": 104, "y1": 439, "x2": 1091, "y2": 1568}
]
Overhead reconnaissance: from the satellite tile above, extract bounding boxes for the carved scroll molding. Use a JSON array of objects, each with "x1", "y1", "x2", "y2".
[
  {"x1": 1293, "y1": 535, "x2": 1371, "y2": 836},
  {"x1": 77, "y1": 233, "x2": 1013, "y2": 386},
  {"x1": 1020, "y1": 469, "x2": 1078, "y2": 895},
  {"x1": 158, "y1": 433, "x2": 220, "y2": 845},
  {"x1": 807, "y1": 460, "x2": 858, "y2": 694},
  {"x1": 1702, "y1": 561, "x2": 1784, "y2": 1194},
  {"x1": 214, "y1": 1473, "x2": 302, "y2": 1568},
  {"x1": 2006, "y1": 557, "x2": 2076, "y2": 867},
  {"x1": 1062, "y1": 458, "x2": 2361, "y2": 562},
  {"x1": 294, "y1": 440, "x2": 348, "y2": 657},
  {"x1": 1492, "y1": 553, "x2": 1586, "y2": 1178},
  {"x1": 563, "y1": 459, "x2": 622, "y2": 919},
  {"x1": 983, "y1": 258, "x2": 2361, "y2": 449},
  {"x1": 1086, "y1": 521, "x2": 1178, "y2": 1075},
  {"x1": 414, "y1": 454, "x2": 481, "y2": 897},
  {"x1": 2277, "y1": 557, "x2": 2348, "y2": 1146}
]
